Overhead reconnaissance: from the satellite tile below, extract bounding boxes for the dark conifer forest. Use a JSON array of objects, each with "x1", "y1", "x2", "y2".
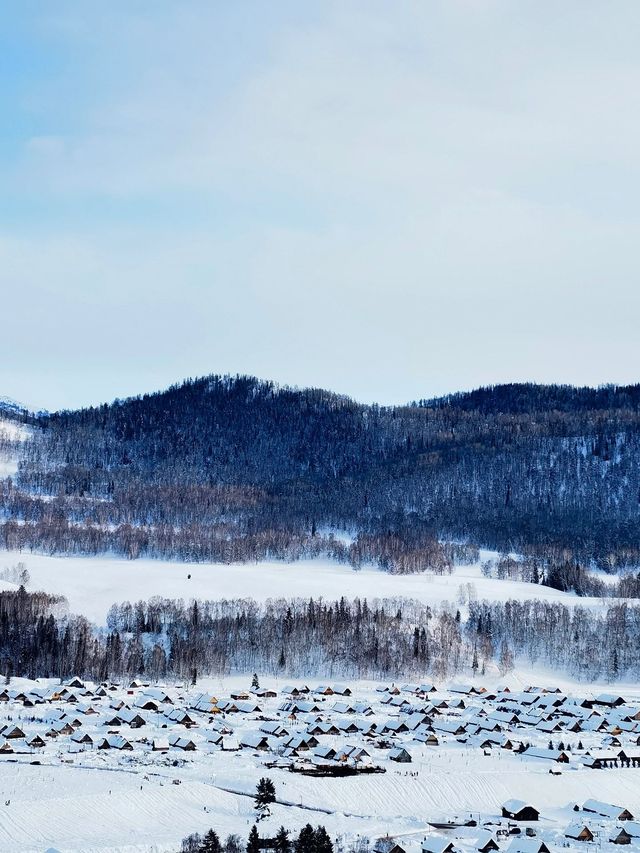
[{"x1": 2, "y1": 375, "x2": 640, "y2": 571}]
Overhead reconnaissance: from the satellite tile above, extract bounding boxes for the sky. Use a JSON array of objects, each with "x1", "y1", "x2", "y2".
[{"x1": 2, "y1": 1, "x2": 640, "y2": 411}]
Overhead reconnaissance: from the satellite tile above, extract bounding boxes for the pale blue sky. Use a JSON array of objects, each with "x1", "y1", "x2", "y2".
[{"x1": 3, "y1": 1, "x2": 640, "y2": 411}]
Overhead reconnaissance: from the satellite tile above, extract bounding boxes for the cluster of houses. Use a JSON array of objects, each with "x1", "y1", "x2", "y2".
[
  {"x1": 2, "y1": 676, "x2": 640, "y2": 845},
  {"x1": 372, "y1": 797, "x2": 640, "y2": 853},
  {"x1": 2, "y1": 678, "x2": 640, "y2": 772}
]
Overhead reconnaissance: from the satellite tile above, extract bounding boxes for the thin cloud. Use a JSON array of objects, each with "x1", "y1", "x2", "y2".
[{"x1": 2, "y1": 2, "x2": 640, "y2": 409}]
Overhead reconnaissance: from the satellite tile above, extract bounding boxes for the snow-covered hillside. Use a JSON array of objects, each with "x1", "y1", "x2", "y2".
[
  {"x1": 0, "y1": 550, "x2": 615, "y2": 625},
  {"x1": 0, "y1": 418, "x2": 29, "y2": 478}
]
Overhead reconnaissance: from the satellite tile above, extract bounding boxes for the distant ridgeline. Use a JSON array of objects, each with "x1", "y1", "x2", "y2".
[{"x1": 2, "y1": 375, "x2": 640, "y2": 574}]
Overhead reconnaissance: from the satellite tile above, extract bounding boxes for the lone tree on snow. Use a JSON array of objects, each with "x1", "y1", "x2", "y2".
[{"x1": 255, "y1": 777, "x2": 276, "y2": 818}]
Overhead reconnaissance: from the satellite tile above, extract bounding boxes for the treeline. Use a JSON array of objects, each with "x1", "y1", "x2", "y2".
[
  {"x1": 3, "y1": 587, "x2": 640, "y2": 683},
  {"x1": 467, "y1": 599, "x2": 640, "y2": 681},
  {"x1": 0, "y1": 495, "x2": 460, "y2": 573},
  {"x1": 0, "y1": 589, "x2": 448, "y2": 681},
  {"x1": 180, "y1": 822, "x2": 337, "y2": 853},
  {"x1": 4, "y1": 375, "x2": 640, "y2": 567},
  {"x1": 482, "y1": 553, "x2": 640, "y2": 599},
  {"x1": 104, "y1": 595, "x2": 449, "y2": 681},
  {"x1": 0, "y1": 586, "x2": 89, "y2": 681}
]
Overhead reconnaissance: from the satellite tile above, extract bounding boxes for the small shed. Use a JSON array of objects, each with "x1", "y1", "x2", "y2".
[
  {"x1": 476, "y1": 832, "x2": 499, "y2": 853},
  {"x1": 389, "y1": 747, "x2": 412, "y2": 763},
  {"x1": 610, "y1": 828, "x2": 632, "y2": 845},
  {"x1": 565, "y1": 824, "x2": 594, "y2": 842}
]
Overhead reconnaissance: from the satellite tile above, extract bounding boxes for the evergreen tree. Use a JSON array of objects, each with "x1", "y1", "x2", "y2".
[
  {"x1": 247, "y1": 825, "x2": 260, "y2": 853},
  {"x1": 201, "y1": 830, "x2": 223, "y2": 853},
  {"x1": 251, "y1": 672, "x2": 260, "y2": 690},
  {"x1": 295, "y1": 824, "x2": 316, "y2": 853},
  {"x1": 314, "y1": 826, "x2": 333, "y2": 853},
  {"x1": 612, "y1": 648, "x2": 619, "y2": 677},
  {"x1": 255, "y1": 777, "x2": 276, "y2": 816},
  {"x1": 275, "y1": 826, "x2": 291, "y2": 853},
  {"x1": 471, "y1": 644, "x2": 478, "y2": 675}
]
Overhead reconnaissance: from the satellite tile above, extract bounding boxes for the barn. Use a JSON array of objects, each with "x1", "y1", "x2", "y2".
[
  {"x1": 502, "y1": 800, "x2": 540, "y2": 821},
  {"x1": 583, "y1": 799, "x2": 634, "y2": 821}
]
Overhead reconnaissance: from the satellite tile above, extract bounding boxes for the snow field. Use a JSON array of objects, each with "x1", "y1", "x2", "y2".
[
  {"x1": 2, "y1": 675, "x2": 640, "y2": 851},
  {"x1": 0, "y1": 551, "x2": 617, "y2": 626}
]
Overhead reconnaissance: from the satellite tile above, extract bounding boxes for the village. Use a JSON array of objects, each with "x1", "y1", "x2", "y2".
[{"x1": 2, "y1": 674, "x2": 640, "y2": 851}]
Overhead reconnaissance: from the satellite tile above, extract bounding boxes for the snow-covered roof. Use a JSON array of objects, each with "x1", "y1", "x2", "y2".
[
  {"x1": 503, "y1": 799, "x2": 536, "y2": 813},
  {"x1": 421, "y1": 835, "x2": 454, "y2": 853},
  {"x1": 583, "y1": 799, "x2": 632, "y2": 819}
]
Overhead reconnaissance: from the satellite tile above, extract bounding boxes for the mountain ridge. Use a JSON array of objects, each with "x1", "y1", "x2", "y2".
[
  {"x1": 12, "y1": 373, "x2": 640, "y2": 419},
  {"x1": 3, "y1": 373, "x2": 640, "y2": 572}
]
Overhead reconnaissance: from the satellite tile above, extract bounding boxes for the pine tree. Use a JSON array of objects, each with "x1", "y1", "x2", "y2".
[
  {"x1": 314, "y1": 826, "x2": 333, "y2": 853},
  {"x1": 275, "y1": 826, "x2": 291, "y2": 853},
  {"x1": 201, "y1": 829, "x2": 223, "y2": 853},
  {"x1": 612, "y1": 648, "x2": 619, "y2": 677},
  {"x1": 251, "y1": 672, "x2": 260, "y2": 690},
  {"x1": 295, "y1": 824, "x2": 316, "y2": 853},
  {"x1": 247, "y1": 825, "x2": 260, "y2": 853},
  {"x1": 255, "y1": 777, "x2": 276, "y2": 816}
]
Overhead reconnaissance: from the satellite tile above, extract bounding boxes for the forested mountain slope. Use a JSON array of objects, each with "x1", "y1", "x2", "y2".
[{"x1": 2, "y1": 376, "x2": 640, "y2": 570}]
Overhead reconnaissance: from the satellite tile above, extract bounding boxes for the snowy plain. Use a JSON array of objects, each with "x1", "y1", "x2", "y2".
[
  {"x1": 0, "y1": 550, "x2": 616, "y2": 626},
  {"x1": 2, "y1": 673, "x2": 640, "y2": 853}
]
